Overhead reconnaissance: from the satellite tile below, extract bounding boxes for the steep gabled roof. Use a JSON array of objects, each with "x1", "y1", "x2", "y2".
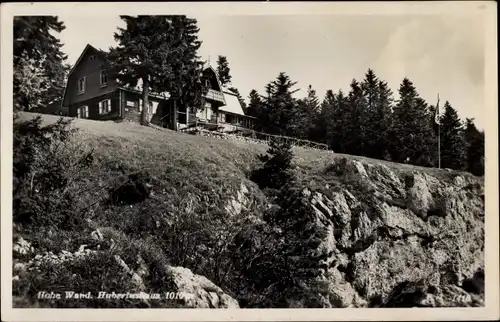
[
  {"x1": 62, "y1": 44, "x2": 106, "y2": 106},
  {"x1": 67, "y1": 44, "x2": 104, "y2": 76},
  {"x1": 202, "y1": 64, "x2": 224, "y2": 92},
  {"x1": 220, "y1": 91, "x2": 246, "y2": 116}
]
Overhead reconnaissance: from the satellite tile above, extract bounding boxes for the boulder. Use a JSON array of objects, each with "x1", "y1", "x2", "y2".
[{"x1": 165, "y1": 266, "x2": 239, "y2": 308}]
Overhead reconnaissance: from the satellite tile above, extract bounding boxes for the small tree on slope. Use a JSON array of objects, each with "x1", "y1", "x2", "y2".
[{"x1": 249, "y1": 137, "x2": 329, "y2": 307}]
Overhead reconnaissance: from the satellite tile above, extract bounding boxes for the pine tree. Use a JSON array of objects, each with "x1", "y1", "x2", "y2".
[
  {"x1": 375, "y1": 80, "x2": 394, "y2": 160},
  {"x1": 108, "y1": 15, "x2": 205, "y2": 126},
  {"x1": 464, "y1": 118, "x2": 484, "y2": 176},
  {"x1": 389, "y1": 78, "x2": 436, "y2": 166},
  {"x1": 251, "y1": 137, "x2": 329, "y2": 306},
  {"x1": 262, "y1": 73, "x2": 300, "y2": 136},
  {"x1": 251, "y1": 137, "x2": 295, "y2": 190},
  {"x1": 216, "y1": 55, "x2": 232, "y2": 88},
  {"x1": 13, "y1": 16, "x2": 69, "y2": 112},
  {"x1": 346, "y1": 79, "x2": 366, "y2": 155},
  {"x1": 439, "y1": 101, "x2": 467, "y2": 170},
  {"x1": 360, "y1": 69, "x2": 393, "y2": 159},
  {"x1": 265, "y1": 183, "x2": 329, "y2": 306},
  {"x1": 311, "y1": 90, "x2": 335, "y2": 144},
  {"x1": 166, "y1": 16, "x2": 207, "y2": 117},
  {"x1": 295, "y1": 85, "x2": 320, "y2": 140},
  {"x1": 326, "y1": 90, "x2": 349, "y2": 153},
  {"x1": 247, "y1": 89, "x2": 262, "y2": 117}
]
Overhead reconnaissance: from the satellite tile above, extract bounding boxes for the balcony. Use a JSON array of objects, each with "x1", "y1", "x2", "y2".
[{"x1": 204, "y1": 89, "x2": 226, "y2": 104}]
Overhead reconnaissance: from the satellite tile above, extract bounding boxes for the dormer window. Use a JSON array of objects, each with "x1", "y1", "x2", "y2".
[
  {"x1": 100, "y1": 70, "x2": 108, "y2": 87},
  {"x1": 78, "y1": 77, "x2": 86, "y2": 94}
]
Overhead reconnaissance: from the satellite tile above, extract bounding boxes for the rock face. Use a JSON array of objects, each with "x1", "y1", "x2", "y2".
[
  {"x1": 165, "y1": 266, "x2": 239, "y2": 308},
  {"x1": 304, "y1": 158, "x2": 484, "y2": 307}
]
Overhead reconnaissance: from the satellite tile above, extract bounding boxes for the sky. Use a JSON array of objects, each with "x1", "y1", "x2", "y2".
[{"x1": 57, "y1": 13, "x2": 486, "y2": 129}]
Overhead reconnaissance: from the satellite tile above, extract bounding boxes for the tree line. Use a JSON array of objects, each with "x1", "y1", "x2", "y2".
[
  {"x1": 215, "y1": 56, "x2": 484, "y2": 176},
  {"x1": 13, "y1": 16, "x2": 484, "y2": 176}
]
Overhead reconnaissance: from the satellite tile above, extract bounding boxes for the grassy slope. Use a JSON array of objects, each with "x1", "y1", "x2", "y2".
[{"x1": 18, "y1": 112, "x2": 462, "y2": 182}]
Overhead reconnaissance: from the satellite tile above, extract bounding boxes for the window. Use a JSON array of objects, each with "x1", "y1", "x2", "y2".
[
  {"x1": 78, "y1": 77, "x2": 86, "y2": 94},
  {"x1": 77, "y1": 106, "x2": 89, "y2": 119},
  {"x1": 218, "y1": 112, "x2": 224, "y2": 123},
  {"x1": 205, "y1": 102, "x2": 213, "y2": 121},
  {"x1": 89, "y1": 55, "x2": 96, "y2": 61},
  {"x1": 99, "y1": 99, "x2": 111, "y2": 114},
  {"x1": 100, "y1": 70, "x2": 108, "y2": 87}
]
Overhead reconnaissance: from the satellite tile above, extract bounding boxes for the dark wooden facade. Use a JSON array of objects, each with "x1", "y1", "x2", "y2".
[{"x1": 62, "y1": 44, "x2": 255, "y2": 132}]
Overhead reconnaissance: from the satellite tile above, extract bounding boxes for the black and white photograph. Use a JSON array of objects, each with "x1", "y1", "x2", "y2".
[{"x1": 1, "y1": 1, "x2": 498, "y2": 321}]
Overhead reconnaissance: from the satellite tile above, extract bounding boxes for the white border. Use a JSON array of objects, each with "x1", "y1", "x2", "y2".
[{"x1": 1, "y1": 2, "x2": 498, "y2": 321}]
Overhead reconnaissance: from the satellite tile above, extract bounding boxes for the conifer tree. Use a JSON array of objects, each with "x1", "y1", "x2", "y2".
[
  {"x1": 360, "y1": 69, "x2": 393, "y2": 159},
  {"x1": 250, "y1": 137, "x2": 329, "y2": 307},
  {"x1": 247, "y1": 89, "x2": 264, "y2": 130},
  {"x1": 262, "y1": 73, "x2": 300, "y2": 136},
  {"x1": 13, "y1": 16, "x2": 69, "y2": 112},
  {"x1": 108, "y1": 15, "x2": 205, "y2": 126},
  {"x1": 311, "y1": 89, "x2": 335, "y2": 144},
  {"x1": 166, "y1": 16, "x2": 207, "y2": 118},
  {"x1": 375, "y1": 80, "x2": 394, "y2": 160},
  {"x1": 265, "y1": 182, "x2": 329, "y2": 306},
  {"x1": 464, "y1": 118, "x2": 485, "y2": 176},
  {"x1": 346, "y1": 79, "x2": 366, "y2": 155},
  {"x1": 295, "y1": 85, "x2": 320, "y2": 140},
  {"x1": 439, "y1": 101, "x2": 467, "y2": 170},
  {"x1": 247, "y1": 89, "x2": 262, "y2": 117},
  {"x1": 251, "y1": 137, "x2": 295, "y2": 190},
  {"x1": 326, "y1": 90, "x2": 349, "y2": 153},
  {"x1": 389, "y1": 78, "x2": 435, "y2": 166},
  {"x1": 216, "y1": 55, "x2": 232, "y2": 88}
]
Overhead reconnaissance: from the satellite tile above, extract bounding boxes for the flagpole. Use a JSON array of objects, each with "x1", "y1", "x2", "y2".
[
  {"x1": 438, "y1": 118, "x2": 441, "y2": 169},
  {"x1": 437, "y1": 93, "x2": 441, "y2": 169}
]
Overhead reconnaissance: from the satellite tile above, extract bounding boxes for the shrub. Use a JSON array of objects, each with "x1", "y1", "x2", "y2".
[
  {"x1": 108, "y1": 171, "x2": 153, "y2": 205},
  {"x1": 13, "y1": 252, "x2": 145, "y2": 308},
  {"x1": 13, "y1": 116, "x2": 95, "y2": 230}
]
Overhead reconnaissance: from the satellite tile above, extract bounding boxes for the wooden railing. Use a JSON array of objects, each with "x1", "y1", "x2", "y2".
[
  {"x1": 204, "y1": 89, "x2": 226, "y2": 104},
  {"x1": 179, "y1": 120, "x2": 329, "y2": 151}
]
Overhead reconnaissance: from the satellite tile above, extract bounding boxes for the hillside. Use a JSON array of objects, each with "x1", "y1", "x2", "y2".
[{"x1": 12, "y1": 112, "x2": 485, "y2": 308}]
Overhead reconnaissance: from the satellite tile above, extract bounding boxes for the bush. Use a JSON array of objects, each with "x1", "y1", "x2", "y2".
[
  {"x1": 13, "y1": 116, "x2": 94, "y2": 230},
  {"x1": 13, "y1": 252, "x2": 145, "y2": 308},
  {"x1": 108, "y1": 171, "x2": 153, "y2": 205}
]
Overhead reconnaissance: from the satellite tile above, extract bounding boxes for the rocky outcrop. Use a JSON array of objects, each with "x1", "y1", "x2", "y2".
[
  {"x1": 303, "y1": 157, "x2": 484, "y2": 307},
  {"x1": 224, "y1": 182, "x2": 251, "y2": 216},
  {"x1": 165, "y1": 266, "x2": 239, "y2": 308}
]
